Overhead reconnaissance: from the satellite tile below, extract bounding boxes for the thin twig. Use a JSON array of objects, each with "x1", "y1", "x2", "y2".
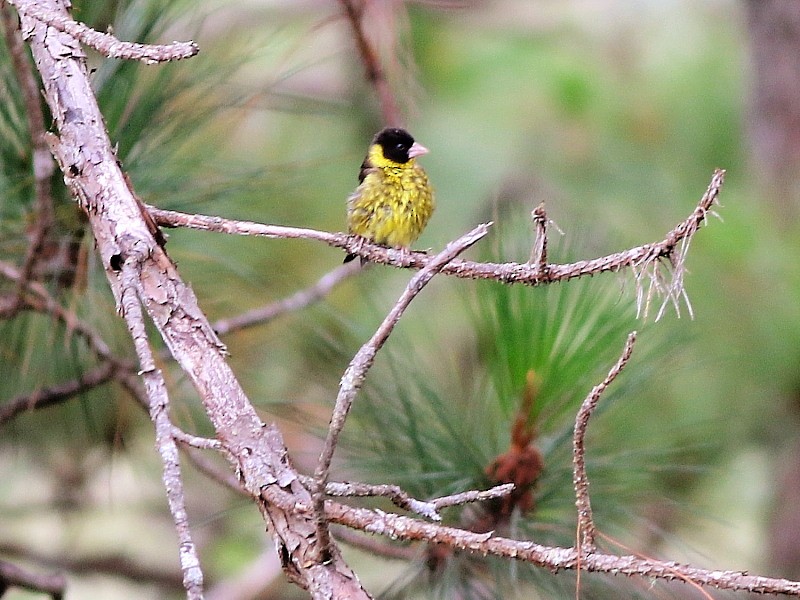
[
  {"x1": 433, "y1": 483, "x2": 517, "y2": 510},
  {"x1": 0, "y1": 361, "x2": 117, "y2": 426},
  {"x1": 212, "y1": 262, "x2": 361, "y2": 336},
  {"x1": 573, "y1": 332, "x2": 637, "y2": 552},
  {"x1": 1, "y1": 5, "x2": 56, "y2": 311},
  {"x1": 205, "y1": 551, "x2": 283, "y2": 600},
  {"x1": 311, "y1": 222, "x2": 491, "y2": 560},
  {"x1": 332, "y1": 527, "x2": 417, "y2": 561},
  {"x1": 0, "y1": 558, "x2": 66, "y2": 600},
  {"x1": 179, "y1": 445, "x2": 245, "y2": 494},
  {"x1": 8, "y1": 0, "x2": 198, "y2": 63},
  {"x1": 171, "y1": 427, "x2": 222, "y2": 451},
  {"x1": 309, "y1": 478, "x2": 514, "y2": 521},
  {"x1": 528, "y1": 202, "x2": 548, "y2": 272},
  {"x1": 0, "y1": 542, "x2": 183, "y2": 589},
  {"x1": 147, "y1": 204, "x2": 345, "y2": 243},
  {"x1": 0, "y1": 260, "x2": 116, "y2": 362},
  {"x1": 118, "y1": 261, "x2": 204, "y2": 599},
  {"x1": 147, "y1": 170, "x2": 725, "y2": 293},
  {"x1": 338, "y1": 0, "x2": 402, "y2": 126}
]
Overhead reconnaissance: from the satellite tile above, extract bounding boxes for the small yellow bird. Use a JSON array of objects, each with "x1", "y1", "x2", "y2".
[{"x1": 345, "y1": 127, "x2": 435, "y2": 263}]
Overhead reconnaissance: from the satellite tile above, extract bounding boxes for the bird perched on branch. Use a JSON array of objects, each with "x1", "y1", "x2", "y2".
[{"x1": 345, "y1": 127, "x2": 435, "y2": 263}]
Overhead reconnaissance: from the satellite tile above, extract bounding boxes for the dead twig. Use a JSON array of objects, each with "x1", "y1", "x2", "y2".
[
  {"x1": 212, "y1": 261, "x2": 361, "y2": 336},
  {"x1": 0, "y1": 542, "x2": 183, "y2": 589},
  {"x1": 0, "y1": 558, "x2": 66, "y2": 600},
  {"x1": 528, "y1": 202, "x2": 548, "y2": 272},
  {"x1": 146, "y1": 169, "x2": 725, "y2": 308},
  {"x1": 338, "y1": 0, "x2": 403, "y2": 126},
  {"x1": 118, "y1": 260, "x2": 204, "y2": 599},
  {"x1": 0, "y1": 362, "x2": 117, "y2": 426},
  {"x1": 572, "y1": 332, "x2": 637, "y2": 553},
  {"x1": 8, "y1": 0, "x2": 198, "y2": 63},
  {"x1": 332, "y1": 527, "x2": 417, "y2": 561},
  {"x1": 322, "y1": 500, "x2": 800, "y2": 596},
  {"x1": 1, "y1": 5, "x2": 56, "y2": 311},
  {"x1": 311, "y1": 479, "x2": 514, "y2": 521},
  {"x1": 311, "y1": 223, "x2": 491, "y2": 560}
]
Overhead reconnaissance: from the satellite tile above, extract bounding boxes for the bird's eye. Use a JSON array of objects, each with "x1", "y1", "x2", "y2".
[{"x1": 396, "y1": 143, "x2": 404, "y2": 150}]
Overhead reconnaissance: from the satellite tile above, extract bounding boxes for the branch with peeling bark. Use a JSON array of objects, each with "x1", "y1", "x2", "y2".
[
  {"x1": 8, "y1": 0, "x2": 198, "y2": 63},
  {"x1": 15, "y1": 1, "x2": 370, "y2": 596}
]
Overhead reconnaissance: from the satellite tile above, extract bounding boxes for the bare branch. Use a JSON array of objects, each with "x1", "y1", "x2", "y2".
[
  {"x1": 312, "y1": 223, "x2": 491, "y2": 558},
  {"x1": 148, "y1": 204, "x2": 345, "y2": 243},
  {"x1": 147, "y1": 169, "x2": 725, "y2": 296},
  {"x1": 573, "y1": 332, "x2": 637, "y2": 553},
  {"x1": 0, "y1": 558, "x2": 66, "y2": 600},
  {"x1": 338, "y1": 0, "x2": 403, "y2": 126},
  {"x1": 23, "y1": 2, "x2": 371, "y2": 594},
  {"x1": 432, "y1": 483, "x2": 517, "y2": 510},
  {"x1": 332, "y1": 528, "x2": 417, "y2": 561},
  {"x1": 8, "y1": 0, "x2": 198, "y2": 63},
  {"x1": 212, "y1": 262, "x2": 361, "y2": 336},
  {"x1": 205, "y1": 551, "x2": 283, "y2": 600},
  {"x1": 313, "y1": 479, "x2": 514, "y2": 522},
  {"x1": 528, "y1": 202, "x2": 548, "y2": 272},
  {"x1": 1, "y1": 5, "x2": 56, "y2": 311},
  {"x1": 0, "y1": 260, "x2": 117, "y2": 362},
  {"x1": 179, "y1": 445, "x2": 245, "y2": 494},
  {"x1": 118, "y1": 261, "x2": 204, "y2": 599},
  {"x1": 171, "y1": 427, "x2": 223, "y2": 451},
  {"x1": 0, "y1": 542, "x2": 183, "y2": 589},
  {"x1": 323, "y1": 500, "x2": 800, "y2": 596},
  {"x1": 0, "y1": 361, "x2": 116, "y2": 426}
]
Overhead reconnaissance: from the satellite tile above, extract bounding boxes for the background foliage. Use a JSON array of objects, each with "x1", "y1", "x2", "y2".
[{"x1": 1, "y1": 0, "x2": 796, "y2": 598}]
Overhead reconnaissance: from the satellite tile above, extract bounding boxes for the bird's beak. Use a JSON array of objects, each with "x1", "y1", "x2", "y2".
[{"x1": 408, "y1": 142, "x2": 429, "y2": 158}]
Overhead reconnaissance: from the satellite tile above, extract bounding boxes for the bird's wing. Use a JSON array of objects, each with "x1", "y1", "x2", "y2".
[{"x1": 358, "y1": 156, "x2": 376, "y2": 184}]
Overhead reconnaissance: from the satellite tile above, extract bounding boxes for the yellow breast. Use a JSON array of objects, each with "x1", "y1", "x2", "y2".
[{"x1": 347, "y1": 151, "x2": 435, "y2": 249}]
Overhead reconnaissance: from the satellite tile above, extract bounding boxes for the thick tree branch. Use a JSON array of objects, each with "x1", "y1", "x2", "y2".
[{"x1": 21, "y1": 1, "x2": 370, "y2": 596}]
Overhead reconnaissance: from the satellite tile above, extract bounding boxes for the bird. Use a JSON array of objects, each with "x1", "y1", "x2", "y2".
[{"x1": 344, "y1": 127, "x2": 435, "y2": 263}]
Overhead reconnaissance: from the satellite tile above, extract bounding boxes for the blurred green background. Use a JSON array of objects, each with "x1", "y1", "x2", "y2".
[{"x1": 2, "y1": 0, "x2": 800, "y2": 598}]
